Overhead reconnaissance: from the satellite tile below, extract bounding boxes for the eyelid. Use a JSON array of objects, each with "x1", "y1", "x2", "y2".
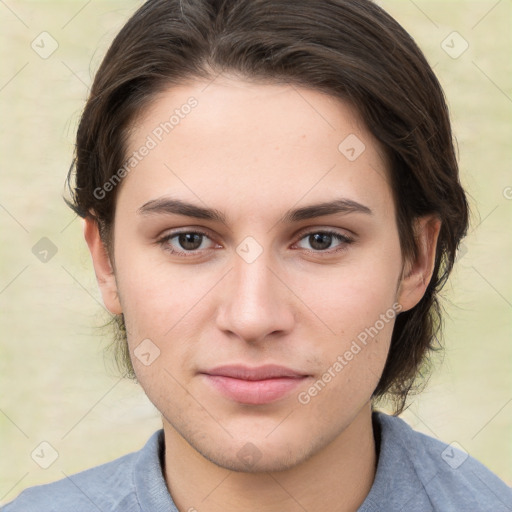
[
  {"x1": 294, "y1": 224, "x2": 356, "y2": 239},
  {"x1": 157, "y1": 226, "x2": 355, "y2": 257},
  {"x1": 292, "y1": 228, "x2": 355, "y2": 253},
  {"x1": 157, "y1": 228, "x2": 220, "y2": 257}
]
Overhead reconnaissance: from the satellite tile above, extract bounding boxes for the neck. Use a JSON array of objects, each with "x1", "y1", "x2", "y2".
[{"x1": 163, "y1": 403, "x2": 377, "y2": 512}]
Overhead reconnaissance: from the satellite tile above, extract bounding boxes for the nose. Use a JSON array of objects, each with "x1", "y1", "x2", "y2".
[{"x1": 215, "y1": 251, "x2": 295, "y2": 344}]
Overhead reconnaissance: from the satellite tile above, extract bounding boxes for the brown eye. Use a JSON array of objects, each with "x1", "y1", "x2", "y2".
[
  {"x1": 308, "y1": 233, "x2": 333, "y2": 250},
  {"x1": 296, "y1": 230, "x2": 353, "y2": 253},
  {"x1": 177, "y1": 233, "x2": 204, "y2": 251},
  {"x1": 159, "y1": 230, "x2": 217, "y2": 256}
]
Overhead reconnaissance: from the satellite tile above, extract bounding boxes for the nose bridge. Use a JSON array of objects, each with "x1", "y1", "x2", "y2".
[
  {"x1": 216, "y1": 243, "x2": 294, "y2": 341},
  {"x1": 230, "y1": 240, "x2": 281, "y2": 311},
  {"x1": 231, "y1": 234, "x2": 279, "y2": 300},
  {"x1": 234, "y1": 252, "x2": 274, "y2": 304}
]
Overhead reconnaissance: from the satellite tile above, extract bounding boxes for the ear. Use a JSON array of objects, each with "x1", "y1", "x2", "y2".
[
  {"x1": 83, "y1": 217, "x2": 122, "y2": 315},
  {"x1": 397, "y1": 215, "x2": 441, "y2": 312}
]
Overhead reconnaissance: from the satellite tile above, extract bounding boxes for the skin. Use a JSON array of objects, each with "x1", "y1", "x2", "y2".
[{"x1": 85, "y1": 76, "x2": 440, "y2": 512}]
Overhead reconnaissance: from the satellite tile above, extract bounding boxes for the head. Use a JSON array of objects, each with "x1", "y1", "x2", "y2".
[{"x1": 67, "y1": 0, "x2": 468, "y2": 472}]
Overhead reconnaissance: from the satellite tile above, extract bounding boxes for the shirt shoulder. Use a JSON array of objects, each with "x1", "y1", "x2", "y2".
[
  {"x1": 1, "y1": 431, "x2": 165, "y2": 512},
  {"x1": 360, "y1": 412, "x2": 512, "y2": 512}
]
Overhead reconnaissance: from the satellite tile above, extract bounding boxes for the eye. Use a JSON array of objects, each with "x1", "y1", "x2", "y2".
[
  {"x1": 158, "y1": 230, "x2": 218, "y2": 255},
  {"x1": 157, "y1": 228, "x2": 354, "y2": 257},
  {"x1": 295, "y1": 230, "x2": 354, "y2": 253}
]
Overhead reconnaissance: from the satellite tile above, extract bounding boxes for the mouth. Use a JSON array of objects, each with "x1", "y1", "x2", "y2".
[{"x1": 200, "y1": 364, "x2": 310, "y2": 405}]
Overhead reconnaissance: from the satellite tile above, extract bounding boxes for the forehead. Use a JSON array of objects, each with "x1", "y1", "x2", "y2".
[{"x1": 118, "y1": 76, "x2": 392, "y2": 219}]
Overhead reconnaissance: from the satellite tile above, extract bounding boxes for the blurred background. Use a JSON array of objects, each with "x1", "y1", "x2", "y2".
[{"x1": 0, "y1": 0, "x2": 511, "y2": 504}]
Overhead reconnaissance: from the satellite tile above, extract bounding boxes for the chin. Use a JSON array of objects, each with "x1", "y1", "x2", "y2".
[{"x1": 200, "y1": 445, "x2": 310, "y2": 474}]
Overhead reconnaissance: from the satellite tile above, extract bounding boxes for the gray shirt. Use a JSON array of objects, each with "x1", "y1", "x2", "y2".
[{"x1": 2, "y1": 412, "x2": 511, "y2": 511}]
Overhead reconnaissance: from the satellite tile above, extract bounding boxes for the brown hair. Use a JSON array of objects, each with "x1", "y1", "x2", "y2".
[{"x1": 66, "y1": 0, "x2": 469, "y2": 414}]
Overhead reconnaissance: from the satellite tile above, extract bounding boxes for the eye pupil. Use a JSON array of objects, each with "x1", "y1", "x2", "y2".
[
  {"x1": 179, "y1": 233, "x2": 203, "y2": 250},
  {"x1": 309, "y1": 233, "x2": 332, "y2": 250}
]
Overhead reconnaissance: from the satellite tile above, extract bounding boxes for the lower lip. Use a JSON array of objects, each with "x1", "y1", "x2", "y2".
[{"x1": 202, "y1": 374, "x2": 307, "y2": 405}]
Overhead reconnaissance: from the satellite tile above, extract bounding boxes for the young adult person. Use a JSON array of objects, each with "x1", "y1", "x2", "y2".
[{"x1": 3, "y1": 0, "x2": 511, "y2": 510}]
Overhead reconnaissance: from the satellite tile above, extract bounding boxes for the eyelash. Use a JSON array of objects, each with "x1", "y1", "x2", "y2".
[{"x1": 157, "y1": 229, "x2": 354, "y2": 258}]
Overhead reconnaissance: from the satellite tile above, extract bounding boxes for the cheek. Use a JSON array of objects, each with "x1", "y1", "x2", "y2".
[
  {"x1": 113, "y1": 240, "x2": 211, "y2": 336},
  {"x1": 296, "y1": 304, "x2": 395, "y2": 418},
  {"x1": 294, "y1": 247, "x2": 402, "y2": 338},
  {"x1": 115, "y1": 259, "x2": 211, "y2": 393},
  {"x1": 290, "y1": 241, "x2": 402, "y2": 394}
]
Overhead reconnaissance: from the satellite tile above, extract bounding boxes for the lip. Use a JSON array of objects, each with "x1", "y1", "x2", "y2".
[{"x1": 200, "y1": 364, "x2": 310, "y2": 405}]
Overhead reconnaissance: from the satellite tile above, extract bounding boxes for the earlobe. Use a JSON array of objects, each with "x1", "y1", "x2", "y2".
[
  {"x1": 83, "y1": 217, "x2": 122, "y2": 315},
  {"x1": 397, "y1": 215, "x2": 441, "y2": 312}
]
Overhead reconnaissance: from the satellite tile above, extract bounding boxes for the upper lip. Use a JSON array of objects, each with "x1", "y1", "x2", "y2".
[{"x1": 202, "y1": 364, "x2": 307, "y2": 381}]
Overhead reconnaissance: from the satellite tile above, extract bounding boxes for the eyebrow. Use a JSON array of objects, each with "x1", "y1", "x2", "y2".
[{"x1": 137, "y1": 197, "x2": 372, "y2": 223}]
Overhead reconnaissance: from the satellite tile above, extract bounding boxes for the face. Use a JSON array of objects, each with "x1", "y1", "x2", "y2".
[{"x1": 86, "y1": 76, "x2": 435, "y2": 472}]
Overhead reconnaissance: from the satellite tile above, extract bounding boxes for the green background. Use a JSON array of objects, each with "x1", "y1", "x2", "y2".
[{"x1": 1, "y1": 0, "x2": 511, "y2": 504}]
